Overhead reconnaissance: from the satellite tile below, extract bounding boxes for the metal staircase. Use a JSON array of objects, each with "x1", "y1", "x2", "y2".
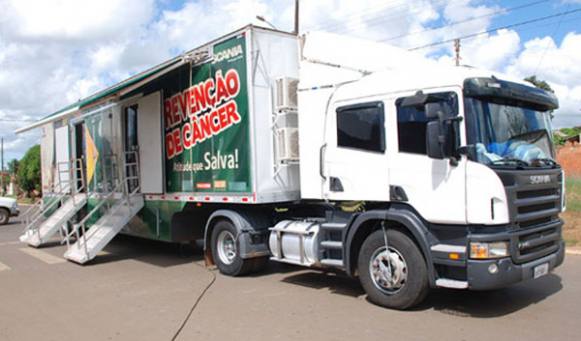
[
  {"x1": 20, "y1": 159, "x2": 87, "y2": 247},
  {"x1": 64, "y1": 151, "x2": 143, "y2": 264}
]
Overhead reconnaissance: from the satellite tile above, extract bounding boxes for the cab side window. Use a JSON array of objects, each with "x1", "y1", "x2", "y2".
[
  {"x1": 336, "y1": 102, "x2": 385, "y2": 153},
  {"x1": 396, "y1": 92, "x2": 458, "y2": 155}
]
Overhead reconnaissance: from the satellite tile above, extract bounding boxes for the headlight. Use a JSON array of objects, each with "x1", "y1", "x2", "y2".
[{"x1": 470, "y1": 241, "x2": 509, "y2": 259}]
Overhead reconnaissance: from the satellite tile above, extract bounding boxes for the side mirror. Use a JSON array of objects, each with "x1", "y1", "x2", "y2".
[
  {"x1": 426, "y1": 120, "x2": 445, "y2": 159},
  {"x1": 425, "y1": 102, "x2": 444, "y2": 120}
]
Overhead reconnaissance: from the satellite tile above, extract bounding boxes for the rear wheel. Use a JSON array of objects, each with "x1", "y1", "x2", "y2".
[
  {"x1": 211, "y1": 220, "x2": 266, "y2": 276},
  {"x1": 0, "y1": 208, "x2": 9, "y2": 225},
  {"x1": 358, "y1": 229, "x2": 429, "y2": 310}
]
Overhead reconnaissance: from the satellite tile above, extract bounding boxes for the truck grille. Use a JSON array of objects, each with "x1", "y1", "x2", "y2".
[
  {"x1": 495, "y1": 168, "x2": 563, "y2": 264},
  {"x1": 514, "y1": 221, "x2": 561, "y2": 264}
]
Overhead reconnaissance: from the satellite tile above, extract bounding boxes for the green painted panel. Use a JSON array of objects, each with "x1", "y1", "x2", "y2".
[
  {"x1": 163, "y1": 35, "x2": 252, "y2": 193},
  {"x1": 122, "y1": 200, "x2": 186, "y2": 242}
]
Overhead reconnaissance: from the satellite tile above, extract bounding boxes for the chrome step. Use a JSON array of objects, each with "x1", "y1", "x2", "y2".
[
  {"x1": 320, "y1": 259, "x2": 343, "y2": 268},
  {"x1": 320, "y1": 240, "x2": 342, "y2": 250},
  {"x1": 320, "y1": 223, "x2": 346, "y2": 231},
  {"x1": 435, "y1": 278, "x2": 468, "y2": 289}
]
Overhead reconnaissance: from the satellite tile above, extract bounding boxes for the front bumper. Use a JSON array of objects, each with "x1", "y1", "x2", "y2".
[
  {"x1": 431, "y1": 219, "x2": 565, "y2": 290},
  {"x1": 467, "y1": 241, "x2": 565, "y2": 290},
  {"x1": 10, "y1": 207, "x2": 19, "y2": 217}
]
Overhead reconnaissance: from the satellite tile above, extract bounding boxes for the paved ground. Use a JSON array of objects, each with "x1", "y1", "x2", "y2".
[{"x1": 1, "y1": 217, "x2": 580, "y2": 341}]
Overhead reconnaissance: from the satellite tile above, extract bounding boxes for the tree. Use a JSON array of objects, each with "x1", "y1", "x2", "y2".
[
  {"x1": 7, "y1": 159, "x2": 19, "y2": 175},
  {"x1": 18, "y1": 145, "x2": 41, "y2": 195},
  {"x1": 524, "y1": 75, "x2": 555, "y2": 120},
  {"x1": 524, "y1": 75, "x2": 554, "y2": 93}
]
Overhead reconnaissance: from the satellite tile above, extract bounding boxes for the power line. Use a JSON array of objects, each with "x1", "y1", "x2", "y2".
[
  {"x1": 407, "y1": 7, "x2": 581, "y2": 51},
  {"x1": 380, "y1": 0, "x2": 549, "y2": 43},
  {"x1": 534, "y1": 4, "x2": 570, "y2": 74},
  {"x1": 305, "y1": 0, "x2": 412, "y2": 31},
  {"x1": 0, "y1": 119, "x2": 36, "y2": 123},
  {"x1": 307, "y1": 0, "x2": 450, "y2": 33}
]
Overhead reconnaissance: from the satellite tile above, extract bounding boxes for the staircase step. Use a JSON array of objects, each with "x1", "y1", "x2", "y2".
[
  {"x1": 320, "y1": 258, "x2": 344, "y2": 268},
  {"x1": 320, "y1": 241, "x2": 342, "y2": 250},
  {"x1": 22, "y1": 194, "x2": 87, "y2": 247},
  {"x1": 64, "y1": 195, "x2": 144, "y2": 264}
]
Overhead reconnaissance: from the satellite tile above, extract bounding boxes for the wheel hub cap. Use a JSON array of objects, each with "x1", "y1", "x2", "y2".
[
  {"x1": 217, "y1": 230, "x2": 236, "y2": 265},
  {"x1": 369, "y1": 247, "x2": 407, "y2": 294}
]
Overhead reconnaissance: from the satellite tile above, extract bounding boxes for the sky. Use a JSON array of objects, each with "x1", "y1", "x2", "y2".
[{"x1": 1, "y1": 0, "x2": 580, "y2": 161}]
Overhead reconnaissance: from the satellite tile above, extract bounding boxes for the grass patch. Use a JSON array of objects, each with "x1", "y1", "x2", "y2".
[{"x1": 565, "y1": 177, "x2": 581, "y2": 212}]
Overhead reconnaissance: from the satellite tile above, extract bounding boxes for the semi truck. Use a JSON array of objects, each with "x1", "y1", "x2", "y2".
[{"x1": 17, "y1": 26, "x2": 565, "y2": 309}]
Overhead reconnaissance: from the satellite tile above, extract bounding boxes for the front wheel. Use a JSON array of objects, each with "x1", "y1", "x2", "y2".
[
  {"x1": 211, "y1": 220, "x2": 266, "y2": 276},
  {"x1": 0, "y1": 208, "x2": 9, "y2": 225},
  {"x1": 357, "y1": 229, "x2": 429, "y2": 310}
]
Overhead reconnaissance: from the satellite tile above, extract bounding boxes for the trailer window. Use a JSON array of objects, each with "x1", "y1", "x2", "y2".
[
  {"x1": 396, "y1": 92, "x2": 458, "y2": 155},
  {"x1": 336, "y1": 102, "x2": 385, "y2": 153}
]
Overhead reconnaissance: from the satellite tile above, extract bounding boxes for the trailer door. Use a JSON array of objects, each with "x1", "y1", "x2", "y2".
[
  {"x1": 136, "y1": 92, "x2": 164, "y2": 194},
  {"x1": 54, "y1": 125, "x2": 70, "y2": 191},
  {"x1": 323, "y1": 101, "x2": 390, "y2": 201}
]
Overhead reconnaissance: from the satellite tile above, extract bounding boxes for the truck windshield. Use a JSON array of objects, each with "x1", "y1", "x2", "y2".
[{"x1": 464, "y1": 97, "x2": 555, "y2": 168}]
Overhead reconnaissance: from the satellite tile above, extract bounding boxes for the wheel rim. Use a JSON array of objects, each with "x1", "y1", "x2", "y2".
[
  {"x1": 369, "y1": 246, "x2": 408, "y2": 295},
  {"x1": 217, "y1": 230, "x2": 237, "y2": 265}
]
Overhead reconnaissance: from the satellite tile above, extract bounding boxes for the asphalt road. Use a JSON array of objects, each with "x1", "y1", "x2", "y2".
[{"x1": 1, "y1": 217, "x2": 580, "y2": 341}]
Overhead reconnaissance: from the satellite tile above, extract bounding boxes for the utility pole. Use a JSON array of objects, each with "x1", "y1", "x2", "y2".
[
  {"x1": 294, "y1": 0, "x2": 300, "y2": 35},
  {"x1": 454, "y1": 39, "x2": 461, "y2": 66}
]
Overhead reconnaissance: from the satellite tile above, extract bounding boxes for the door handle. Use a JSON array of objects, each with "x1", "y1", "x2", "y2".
[{"x1": 319, "y1": 143, "x2": 327, "y2": 179}]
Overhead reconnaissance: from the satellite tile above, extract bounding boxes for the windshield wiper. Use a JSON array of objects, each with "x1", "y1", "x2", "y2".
[
  {"x1": 490, "y1": 158, "x2": 530, "y2": 168},
  {"x1": 530, "y1": 158, "x2": 558, "y2": 168}
]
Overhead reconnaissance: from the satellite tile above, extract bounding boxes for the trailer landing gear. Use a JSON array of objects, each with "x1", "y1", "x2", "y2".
[{"x1": 358, "y1": 229, "x2": 429, "y2": 310}]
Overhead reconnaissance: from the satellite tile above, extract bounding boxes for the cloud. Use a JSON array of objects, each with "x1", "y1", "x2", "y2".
[{"x1": 1, "y1": 0, "x2": 580, "y2": 161}]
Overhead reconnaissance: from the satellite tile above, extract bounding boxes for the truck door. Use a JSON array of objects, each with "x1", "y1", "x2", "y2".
[
  {"x1": 390, "y1": 90, "x2": 467, "y2": 224},
  {"x1": 323, "y1": 101, "x2": 390, "y2": 201}
]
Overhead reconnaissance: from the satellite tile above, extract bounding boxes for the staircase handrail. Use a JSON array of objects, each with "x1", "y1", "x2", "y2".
[{"x1": 21, "y1": 158, "x2": 85, "y2": 239}]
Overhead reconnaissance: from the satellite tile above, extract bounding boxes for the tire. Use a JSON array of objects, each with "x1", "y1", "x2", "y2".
[
  {"x1": 0, "y1": 208, "x2": 9, "y2": 225},
  {"x1": 210, "y1": 220, "x2": 261, "y2": 276},
  {"x1": 357, "y1": 229, "x2": 429, "y2": 310}
]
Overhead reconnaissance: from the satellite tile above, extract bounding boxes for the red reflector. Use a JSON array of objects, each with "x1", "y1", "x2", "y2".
[
  {"x1": 241, "y1": 197, "x2": 249, "y2": 202},
  {"x1": 204, "y1": 197, "x2": 210, "y2": 201},
  {"x1": 222, "y1": 197, "x2": 229, "y2": 202},
  {"x1": 174, "y1": 196, "x2": 179, "y2": 200}
]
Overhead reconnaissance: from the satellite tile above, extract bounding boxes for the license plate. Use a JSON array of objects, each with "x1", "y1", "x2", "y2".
[{"x1": 533, "y1": 263, "x2": 549, "y2": 279}]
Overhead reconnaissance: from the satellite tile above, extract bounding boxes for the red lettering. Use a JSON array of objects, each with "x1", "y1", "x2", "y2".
[
  {"x1": 171, "y1": 97, "x2": 180, "y2": 126},
  {"x1": 182, "y1": 122, "x2": 192, "y2": 149},
  {"x1": 225, "y1": 69, "x2": 240, "y2": 97},
  {"x1": 172, "y1": 128, "x2": 183, "y2": 156},
  {"x1": 165, "y1": 133, "x2": 175, "y2": 159},
  {"x1": 210, "y1": 110, "x2": 220, "y2": 133},
  {"x1": 215, "y1": 71, "x2": 228, "y2": 104},
  {"x1": 179, "y1": 89, "x2": 190, "y2": 120},
  {"x1": 225, "y1": 101, "x2": 241, "y2": 124},
  {"x1": 199, "y1": 112, "x2": 212, "y2": 138},
  {"x1": 164, "y1": 100, "x2": 173, "y2": 129},
  {"x1": 192, "y1": 84, "x2": 206, "y2": 114},
  {"x1": 218, "y1": 106, "x2": 228, "y2": 128},
  {"x1": 192, "y1": 118, "x2": 202, "y2": 144},
  {"x1": 204, "y1": 79, "x2": 215, "y2": 107}
]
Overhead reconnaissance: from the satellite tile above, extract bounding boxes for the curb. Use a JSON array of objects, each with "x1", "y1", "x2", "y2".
[{"x1": 566, "y1": 249, "x2": 581, "y2": 256}]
